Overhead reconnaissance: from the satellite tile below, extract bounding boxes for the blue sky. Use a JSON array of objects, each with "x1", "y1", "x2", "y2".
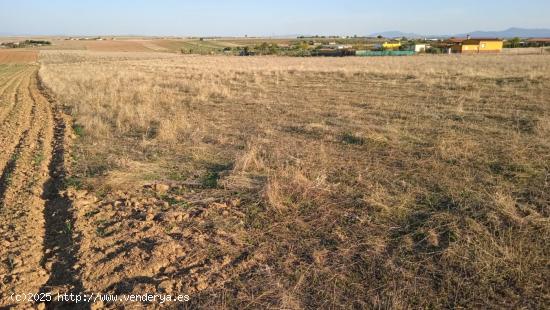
[{"x1": 1, "y1": 0, "x2": 549, "y2": 36}]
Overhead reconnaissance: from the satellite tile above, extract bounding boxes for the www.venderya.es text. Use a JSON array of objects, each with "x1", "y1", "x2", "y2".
[{"x1": 9, "y1": 292, "x2": 190, "y2": 304}]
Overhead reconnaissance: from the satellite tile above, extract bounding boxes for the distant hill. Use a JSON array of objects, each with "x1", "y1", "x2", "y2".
[
  {"x1": 454, "y1": 27, "x2": 550, "y2": 38},
  {"x1": 369, "y1": 31, "x2": 424, "y2": 39},
  {"x1": 369, "y1": 28, "x2": 550, "y2": 39}
]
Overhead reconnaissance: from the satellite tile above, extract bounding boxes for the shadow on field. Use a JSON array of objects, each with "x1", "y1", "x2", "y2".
[{"x1": 38, "y1": 83, "x2": 89, "y2": 310}]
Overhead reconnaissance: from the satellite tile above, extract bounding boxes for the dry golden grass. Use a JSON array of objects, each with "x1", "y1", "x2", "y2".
[
  {"x1": 39, "y1": 51, "x2": 549, "y2": 308},
  {"x1": 503, "y1": 47, "x2": 550, "y2": 55}
]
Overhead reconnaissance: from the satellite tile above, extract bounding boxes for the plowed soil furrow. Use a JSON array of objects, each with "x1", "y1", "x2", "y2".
[
  {"x1": 0, "y1": 68, "x2": 33, "y2": 114},
  {"x1": 0, "y1": 71, "x2": 35, "y2": 175},
  {"x1": 0, "y1": 68, "x2": 56, "y2": 308},
  {"x1": 0, "y1": 68, "x2": 30, "y2": 122},
  {"x1": 0, "y1": 67, "x2": 29, "y2": 96},
  {"x1": 0, "y1": 67, "x2": 22, "y2": 92},
  {"x1": 37, "y1": 74, "x2": 86, "y2": 310},
  {"x1": 0, "y1": 66, "x2": 20, "y2": 85}
]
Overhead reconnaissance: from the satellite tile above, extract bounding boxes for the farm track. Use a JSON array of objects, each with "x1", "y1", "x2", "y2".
[{"x1": 0, "y1": 66, "x2": 78, "y2": 309}]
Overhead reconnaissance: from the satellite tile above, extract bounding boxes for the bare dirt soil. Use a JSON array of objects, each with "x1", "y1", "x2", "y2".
[
  {"x1": 0, "y1": 50, "x2": 39, "y2": 64},
  {"x1": 39, "y1": 40, "x2": 164, "y2": 53},
  {"x1": 0, "y1": 62, "x2": 74, "y2": 309}
]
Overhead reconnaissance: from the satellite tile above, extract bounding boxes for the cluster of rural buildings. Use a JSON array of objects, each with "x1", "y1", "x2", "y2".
[
  {"x1": 445, "y1": 36, "x2": 504, "y2": 53},
  {"x1": 3, "y1": 35, "x2": 549, "y2": 57},
  {"x1": 302, "y1": 35, "x2": 550, "y2": 57},
  {"x1": 312, "y1": 36, "x2": 506, "y2": 56}
]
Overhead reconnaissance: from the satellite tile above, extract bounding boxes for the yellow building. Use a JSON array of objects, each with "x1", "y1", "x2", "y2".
[
  {"x1": 450, "y1": 38, "x2": 503, "y2": 53},
  {"x1": 375, "y1": 41, "x2": 402, "y2": 50},
  {"x1": 382, "y1": 42, "x2": 401, "y2": 50}
]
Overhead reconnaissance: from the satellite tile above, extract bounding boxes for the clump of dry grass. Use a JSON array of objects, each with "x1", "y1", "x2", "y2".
[{"x1": 40, "y1": 51, "x2": 549, "y2": 308}]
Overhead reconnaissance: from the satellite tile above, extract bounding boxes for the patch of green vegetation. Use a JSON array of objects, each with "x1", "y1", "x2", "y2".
[
  {"x1": 515, "y1": 116, "x2": 538, "y2": 134},
  {"x1": 167, "y1": 171, "x2": 188, "y2": 182},
  {"x1": 341, "y1": 132, "x2": 365, "y2": 145},
  {"x1": 177, "y1": 40, "x2": 229, "y2": 55},
  {"x1": 244, "y1": 203, "x2": 269, "y2": 229},
  {"x1": 488, "y1": 161, "x2": 535, "y2": 180},
  {"x1": 32, "y1": 153, "x2": 45, "y2": 166},
  {"x1": 95, "y1": 187, "x2": 110, "y2": 199},
  {"x1": 1, "y1": 40, "x2": 51, "y2": 48},
  {"x1": 141, "y1": 171, "x2": 165, "y2": 182},
  {"x1": 202, "y1": 171, "x2": 220, "y2": 188},
  {"x1": 10, "y1": 152, "x2": 20, "y2": 163},
  {"x1": 160, "y1": 195, "x2": 190, "y2": 208},
  {"x1": 416, "y1": 186, "x2": 463, "y2": 212},
  {"x1": 64, "y1": 220, "x2": 72, "y2": 235},
  {"x1": 202, "y1": 163, "x2": 232, "y2": 188},
  {"x1": 63, "y1": 176, "x2": 83, "y2": 190},
  {"x1": 2, "y1": 151, "x2": 20, "y2": 186},
  {"x1": 3, "y1": 171, "x2": 13, "y2": 187},
  {"x1": 84, "y1": 164, "x2": 109, "y2": 177},
  {"x1": 72, "y1": 123, "x2": 85, "y2": 137},
  {"x1": 70, "y1": 151, "x2": 79, "y2": 163}
]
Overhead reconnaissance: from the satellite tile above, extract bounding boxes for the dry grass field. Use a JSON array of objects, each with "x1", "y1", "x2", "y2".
[
  {"x1": 0, "y1": 49, "x2": 548, "y2": 308},
  {"x1": 503, "y1": 47, "x2": 550, "y2": 55},
  {"x1": 34, "y1": 51, "x2": 550, "y2": 308}
]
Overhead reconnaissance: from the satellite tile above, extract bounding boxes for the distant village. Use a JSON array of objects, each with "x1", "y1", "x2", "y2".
[
  {"x1": 232, "y1": 35, "x2": 550, "y2": 57},
  {"x1": 1, "y1": 35, "x2": 549, "y2": 57}
]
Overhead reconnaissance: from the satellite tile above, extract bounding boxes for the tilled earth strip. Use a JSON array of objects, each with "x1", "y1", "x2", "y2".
[
  {"x1": 0, "y1": 66, "x2": 75, "y2": 309},
  {"x1": 0, "y1": 66, "x2": 32, "y2": 123}
]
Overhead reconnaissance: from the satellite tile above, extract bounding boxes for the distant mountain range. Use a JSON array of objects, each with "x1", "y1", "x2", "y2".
[
  {"x1": 369, "y1": 31, "x2": 425, "y2": 39},
  {"x1": 370, "y1": 28, "x2": 550, "y2": 39},
  {"x1": 2, "y1": 27, "x2": 550, "y2": 39},
  {"x1": 455, "y1": 27, "x2": 550, "y2": 38}
]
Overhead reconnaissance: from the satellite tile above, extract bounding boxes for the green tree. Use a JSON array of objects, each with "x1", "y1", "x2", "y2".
[{"x1": 509, "y1": 37, "x2": 521, "y2": 48}]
